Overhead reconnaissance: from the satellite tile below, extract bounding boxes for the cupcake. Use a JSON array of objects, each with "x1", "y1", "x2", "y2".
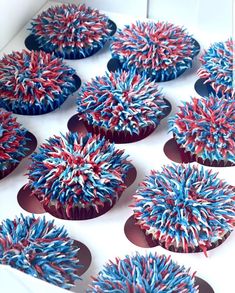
[
  {"x1": 132, "y1": 164, "x2": 235, "y2": 256},
  {"x1": 169, "y1": 94, "x2": 235, "y2": 166},
  {"x1": 88, "y1": 252, "x2": 198, "y2": 292},
  {"x1": 0, "y1": 214, "x2": 81, "y2": 289},
  {"x1": 0, "y1": 50, "x2": 78, "y2": 115},
  {"x1": 110, "y1": 21, "x2": 200, "y2": 81},
  {"x1": 197, "y1": 39, "x2": 234, "y2": 99},
  {"x1": 29, "y1": 4, "x2": 114, "y2": 59},
  {"x1": 76, "y1": 69, "x2": 170, "y2": 143},
  {"x1": 0, "y1": 109, "x2": 29, "y2": 178},
  {"x1": 27, "y1": 132, "x2": 131, "y2": 220}
]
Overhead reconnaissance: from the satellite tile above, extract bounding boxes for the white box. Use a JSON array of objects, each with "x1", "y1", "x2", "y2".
[{"x1": 0, "y1": 1, "x2": 234, "y2": 293}]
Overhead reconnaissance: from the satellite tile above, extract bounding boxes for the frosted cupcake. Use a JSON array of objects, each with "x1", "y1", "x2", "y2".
[
  {"x1": 132, "y1": 164, "x2": 235, "y2": 256},
  {"x1": 27, "y1": 132, "x2": 131, "y2": 220},
  {"x1": 197, "y1": 39, "x2": 234, "y2": 99},
  {"x1": 77, "y1": 69, "x2": 170, "y2": 143},
  {"x1": 169, "y1": 94, "x2": 235, "y2": 166},
  {"x1": 110, "y1": 21, "x2": 200, "y2": 81},
  {"x1": 88, "y1": 252, "x2": 199, "y2": 292},
  {"x1": 29, "y1": 4, "x2": 115, "y2": 59},
  {"x1": 0, "y1": 50, "x2": 78, "y2": 115}
]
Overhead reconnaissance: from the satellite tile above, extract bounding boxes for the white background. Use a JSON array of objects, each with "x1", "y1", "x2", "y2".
[
  {"x1": 51, "y1": 0, "x2": 148, "y2": 17},
  {"x1": 0, "y1": 1, "x2": 234, "y2": 293},
  {"x1": 0, "y1": 0, "x2": 47, "y2": 50}
]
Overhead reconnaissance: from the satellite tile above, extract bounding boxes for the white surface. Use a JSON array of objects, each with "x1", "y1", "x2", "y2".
[
  {"x1": 0, "y1": 1, "x2": 234, "y2": 293},
  {"x1": 148, "y1": 0, "x2": 233, "y2": 45},
  {"x1": 0, "y1": 0, "x2": 47, "y2": 50},
  {"x1": 50, "y1": 0, "x2": 148, "y2": 17},
  {"x1": 0, "y1": 265, "x2": 68, "y2": 293},
  {"x1": 148, "y1": 0, "x2": 200, "y2": 27}
]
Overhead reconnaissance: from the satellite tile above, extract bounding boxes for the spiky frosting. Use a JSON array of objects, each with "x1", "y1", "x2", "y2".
[
  {"x1": 27, "y1": 132, "x2": 130, "y2": 212},
  {"x1": 77, "y1": 69, "x2": 168, "y2": 135},
  {"x1": 169, "y1": 94, "x2": 235, "y2": 164},
  {"x1": 197, "y1": 39, "x2": 235, "y2": 99},
  {"x1": 0, "y1": 50, "x2": 76, "y2": 114},
  {"x1": 30, "y1": 4, "x2": 112, "y2": 58},
  {"x1": 88, "y1": 252, "x2": 198, "y2": 293},
  {"x1": 110, "y1": 21, "x2": 199, "y2": 81},
  {"x1": 132, "y1": 164, "x2": 235, "y2": 255},
  {"x1": 0, "y1": 109, "x2": 28, "y2": 171},
  {"x1": 0, "y1": 214, "x2": 81, "y2": 289}
]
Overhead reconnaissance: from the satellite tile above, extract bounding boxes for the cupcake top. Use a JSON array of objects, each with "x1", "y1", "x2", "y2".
[
  {"x1": 169, "y1": 94, "x2": 235, "y2": 164},
  {"x1": 0, "y1": 214, "x2": 80, "y2": 289},
  {"x1": 30, "y1": 4, "x2": 112, "y2": 57},
  {"x1": 132, "y1": 164, "x2": 235, "y2": 255},
  {"x1": 197, "y1": 39, "x2": 234, "y2": 99},
  {"x1": 0, "y1": 50, "x2": 76, "y2": 114},
  {"x1": 77, "y1": 69, "x2": 168, "y2": 134},
  {"x1": 27, "y1": 132, "x2": 130, "y2": 210},
  {"x1": 0, "y1": 109, "x2": 28, "y2": 170},
  {"x1": 88, "y1": 252, "x2": 198, "y2": 293},
  {"x1": 110, "y1": 21, "x2": 199, "y2": 80}
]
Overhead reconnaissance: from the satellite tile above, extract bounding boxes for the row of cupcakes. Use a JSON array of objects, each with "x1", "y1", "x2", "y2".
[
  {"x1": 0, "y1": 40, "x2": 232, "y2": 116},
  {"x1": 25, "y1": 2, "x2": 233, "y2": 95},
  {"x1": 0, "y1": 4, "x2": 233, "y2": 117},
  {"x1": 0, "y1": 109, "x2": 234, "y2": 255},
  {"x1": 1, "y1": 86, "x2": 233, "y2": 182},
  {"x1": 0, "y1": 120, "x2": 231, "y2": 257},
  {"x1": 0, "y1": 214, "x2": 215, "y2": 292}
]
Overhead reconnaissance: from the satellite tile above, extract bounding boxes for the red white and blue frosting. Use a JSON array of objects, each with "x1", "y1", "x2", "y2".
[
  {"x1": 0, "y1": 109, "x2": 28, "y2": 171},
  {"x1": 132, "y1": 164, "x2": 235, "y2": 255},
  {"x1": 0, "y1": 214, "x2": 81, "y2": 289},
  {"x1": 77, "y1": 69, "x2": 168, "y2": 134},
  {"x1": 27, "y1": 132, "x2": 130, "y2": 212},
  {"x1": 30, "y1": 4, "x2": 112, "y2": 58},
  {"x1": 88, "y1": 252, "x2": 198, "y2": 292},
  {"x1": 110, "y1": 21, "x2": 199, "y2": 81},
  {"x1": 0, "y1": 50, "x2": 76, "y2": 114},
  {"x1": 169, "y1": 94, "x2": 235, "y2": 164},
  {"x1": 198, "y1": 39, "x2": 234, "y2": 99}
]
